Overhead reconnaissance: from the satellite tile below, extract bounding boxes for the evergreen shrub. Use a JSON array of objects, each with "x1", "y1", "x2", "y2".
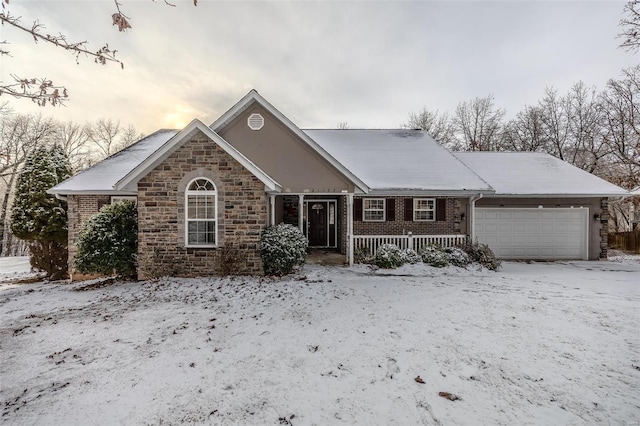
[
  {"x1": 260, "y1": 224, "x2": 308, "y2": 276},
  {"x1": 373, "y1": 244, "x2": 404, "y2": 269},
  {"x1": 74, "y1": 200, "x2": 138, "y2": 278}
]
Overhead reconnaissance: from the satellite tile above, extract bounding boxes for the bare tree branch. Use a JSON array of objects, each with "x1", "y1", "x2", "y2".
[
  {"x1": 0, "y1": 75, "x2": 68, "y2": 107},
  {"x1": 0, "y1": 12, "x2": 123, "y2": 68},
  {"x1": 618, "y1": 0, "x2": 640, "y2": 53}
]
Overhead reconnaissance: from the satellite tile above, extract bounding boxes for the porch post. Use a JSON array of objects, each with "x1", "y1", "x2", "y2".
[
  {"x1": 347, "y1": 193, "x2": 354, "y2": 266},
  {"x1": 269, "y1": 194, "x2": 276, "y2": 226},
  {"x1": 298, "y1": 194, "x2": 305, "y2": 235}
]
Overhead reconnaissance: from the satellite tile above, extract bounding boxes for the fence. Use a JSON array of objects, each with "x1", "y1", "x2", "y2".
[
  {"x1": 353, "y1": 234, "x2": 467, "y2": 257},
  {"x1": 608, "y1": 231, "x2": 640, "y2": 254}
]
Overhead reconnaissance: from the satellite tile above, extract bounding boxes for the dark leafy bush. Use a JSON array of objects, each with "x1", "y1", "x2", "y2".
[
  {"x1": 420, "y1": 245, "x2": 450, "y2": 267},
  {"x1": 260, "y1": 224, "x2": 308, "y2": 276},
  {"x1": 74, "y1": 200, "x2": 138, "y2": 278},
  {"x1": 400, "y1": 248, "x2": 421, "y2": 265},
  {"x1": 353, "y1": 247, "x2": 373, "y2": 264},
  {"x1": 444, "y1": 246, "x2": 471, "y2": 267},
  {"x1": 458, "y1": 240, "x2": 502, "y2": 271},
  {"x1": 373, "y1": 244, "x2": 404, "y2": 269}
]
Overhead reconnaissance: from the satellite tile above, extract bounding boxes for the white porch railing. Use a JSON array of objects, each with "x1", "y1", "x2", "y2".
[{"x1": 353, "y1": 234, "x2": 467, "y2": 257}]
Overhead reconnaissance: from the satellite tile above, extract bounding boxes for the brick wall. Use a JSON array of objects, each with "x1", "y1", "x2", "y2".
[
  {"x1": 353, "y1": 196, "x2": 462, "y2": 235},
  {"x1": 136, "y1": 130, "x2": 268, "y2": 278},
  {"x1": 600, "y1": 198, "x2": 609, "y2": 259},
  {"x1": 67, "y1": 194, "x2": 110, "y2": 278}
]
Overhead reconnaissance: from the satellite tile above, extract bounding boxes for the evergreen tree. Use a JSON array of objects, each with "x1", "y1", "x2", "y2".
[{"x1": 11, "y1": 145, "x2": 72, "y2": 279}]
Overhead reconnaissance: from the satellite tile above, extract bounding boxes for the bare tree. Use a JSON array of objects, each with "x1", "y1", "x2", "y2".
[
  {"x1": 85, "y1": 119, "x2": 142, "y2": 159},
  {"x1": 564, "y1": 82, "x2": 607, "y2": 173},
  {"x1": 452, "y1": 95, "x2": 506, "y2": 151},
  {"x1": 600, "y1": 65, "x2": 640, "y2": 190},
  {"x1": 502, "y1": 106, "x2": 547, "y2": 152},
  {"x1": 337, "y1": 122, "x2": 349, "y2": 129},
  {"x1": 618, "y1": 0, "x2": 640, "y2": 53},
  {"x1": 403, "y1": 107, "x2": 455, "y2": 147},
  {"x1": 54, "y1": 121, "x2": 93, "y2": 172}
]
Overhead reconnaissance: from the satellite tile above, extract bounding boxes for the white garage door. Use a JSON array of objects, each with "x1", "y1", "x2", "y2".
[{"x1": 475, "y1": 208, "x2": 588, "y2": 260}]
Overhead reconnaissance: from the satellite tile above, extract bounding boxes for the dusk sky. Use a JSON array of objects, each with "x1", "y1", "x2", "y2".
[{"x1": 1, "y1": 0, "x2": 637, "y2": 135}]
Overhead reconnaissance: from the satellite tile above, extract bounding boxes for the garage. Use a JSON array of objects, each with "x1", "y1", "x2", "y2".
[{"x1": 475, "y1": 207, "x2": 589, "y2": 260}]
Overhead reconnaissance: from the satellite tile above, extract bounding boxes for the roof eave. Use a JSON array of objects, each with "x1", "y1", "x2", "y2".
[
  {"x1": 483, "y1": 193, "x2": 630, "y2": 198},
  {"x1": 46, "y1": 189, "x2": 138, "y2": 196},
  {"x1": 366, "y1": 188, "x2": 495, "y2": 196}
]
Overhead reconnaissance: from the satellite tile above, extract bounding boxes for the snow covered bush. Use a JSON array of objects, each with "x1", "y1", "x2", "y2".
[
  {"x1": 400, "y1": 248, "x2": 421, "y2": 265},
  {"x1": 420, "y1": 245, "x2": 450, "y2": 268},
  {"x1": 10, "y1": 145, "x2": 72, "y2": 280},
  {"x1": 260, "y1": 224, "x2": 308, "y2": 276},
  {"x1": 373, "y1": 244, "x2": 404, "y2": 269},
  {"x1": 459, "y1": 240, "x2": 502, "y2": 271},
  {"x1": 444, "y1": 246, "x2": 471, "y2": 267},
  {"x1": 74, "y1": 200, "x2": 138, "y2": 278}
]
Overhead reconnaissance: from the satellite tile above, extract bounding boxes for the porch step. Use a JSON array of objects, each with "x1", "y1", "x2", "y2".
[{"x1": 306, "y1": 250, "x2": 347, "y2": 266}]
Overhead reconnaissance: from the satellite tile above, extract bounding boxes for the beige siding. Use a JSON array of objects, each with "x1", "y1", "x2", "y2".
[{"x1": 219, "y1": 104, "x2": 354, "y2": 193}]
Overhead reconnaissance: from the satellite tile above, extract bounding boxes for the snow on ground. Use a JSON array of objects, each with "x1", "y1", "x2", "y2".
[
  {"x1": 1, "y1": 261, "x2": 639, "y2": 425},
  {"x1": 0, "y1": 257, "x2": 38, "y2": 285}
]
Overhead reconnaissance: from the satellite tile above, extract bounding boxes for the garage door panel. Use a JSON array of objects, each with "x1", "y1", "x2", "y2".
[{"x1": 476, "y1": 208, "x2": 588, "y2": 260}]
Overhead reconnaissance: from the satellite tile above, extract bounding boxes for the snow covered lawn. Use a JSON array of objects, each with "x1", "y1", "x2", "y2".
[{"x1": 1, "y1": 261, "x2": 639, "y2": 425}]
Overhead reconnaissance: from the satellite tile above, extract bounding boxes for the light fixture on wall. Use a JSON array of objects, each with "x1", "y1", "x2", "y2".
[
  {"x1": 460, "y1": 213, "x2": 465, "y2": 220},
  {"x1": 594, "y1": 213, "x2": 601, "y2": 221}
]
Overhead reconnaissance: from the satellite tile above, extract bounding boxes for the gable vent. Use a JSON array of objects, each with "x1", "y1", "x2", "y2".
[{"x1": 247, "y1": 113, "x2": 264, "y2": 131}]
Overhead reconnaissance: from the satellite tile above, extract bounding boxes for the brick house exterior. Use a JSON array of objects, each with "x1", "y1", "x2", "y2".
[{"x1": 49, "y1": 90, "x2": 628, "y2": 280}]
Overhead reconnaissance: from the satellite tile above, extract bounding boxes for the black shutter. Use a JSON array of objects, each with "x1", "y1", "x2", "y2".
[
  {"x1": 436, "y1": 198, "x2": 446, "y2": 222},
  {"x1": 404, "y1": 198, "x2": 413, "y2": 221},
  {"x1": 386, "y1": 198, "x2": 395, "y2": 222},
  {"x1": 354, "y1": 198, "x2": 363, "y2": 222}
]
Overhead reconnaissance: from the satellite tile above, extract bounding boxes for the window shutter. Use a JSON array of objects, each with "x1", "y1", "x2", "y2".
[
  {"x1": 354, "y1": 198, "x2": 363, "y2": 222},
  {"x1": 404, "y1": 198, "x2": 413, "y2": 221},
  {"x1": 386, "y1": 198, "x2": 395, "y2": 222},
  {"x1": 436, "y1": 198, "x2": 446, "y2": 222}
]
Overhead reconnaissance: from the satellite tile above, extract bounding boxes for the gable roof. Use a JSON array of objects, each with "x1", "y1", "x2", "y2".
[
  {"x1": 211, "y1": 90, "x2": 369, "y2": 193},
  {"x1": 303, "y1": 129, "x2": 493, "y2": 195},
  {"x1": 48, "y1": 129, "x2": 178, "y2": 195},
  {"x1": 453, "y1": 152, "x2": 629, "y2": 197},
  {"x1": 116, "y1": 119, "x2": 280, "y2": 192},
  {"x1": 50, "y1": 120, "x2": 281, "y2": 195}
]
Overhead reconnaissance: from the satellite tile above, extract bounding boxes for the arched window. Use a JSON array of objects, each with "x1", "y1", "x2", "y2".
[{"x1": 185, "y1": 178, "x2": 217, "y2": 246}]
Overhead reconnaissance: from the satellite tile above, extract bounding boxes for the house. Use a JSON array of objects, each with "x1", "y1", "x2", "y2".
[{"x1": 49, "y1": 90, "x2": 629, "y2": 279}]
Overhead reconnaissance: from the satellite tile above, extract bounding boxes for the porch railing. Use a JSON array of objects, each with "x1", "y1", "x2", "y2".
[{"x1": 353, "y1": 234, "x2": 467, "y2": 257}]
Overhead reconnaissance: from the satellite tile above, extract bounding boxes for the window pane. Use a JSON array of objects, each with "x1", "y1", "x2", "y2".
[{"x1": 188, "y1": 220, "x2": 216, "y2": 245}]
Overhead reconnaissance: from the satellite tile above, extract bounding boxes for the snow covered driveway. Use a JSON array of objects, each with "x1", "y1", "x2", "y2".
[{"x1": 1, "y1": 261, "x2": 638, "y2": 425}]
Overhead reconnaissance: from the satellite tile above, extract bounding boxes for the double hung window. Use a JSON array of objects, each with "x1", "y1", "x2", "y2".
[{"x1": 186, "y1": 178, "x2": 217, "y2": 246}]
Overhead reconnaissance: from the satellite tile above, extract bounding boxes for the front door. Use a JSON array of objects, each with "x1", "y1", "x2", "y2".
[{"x1": 308, "y1": 201, "x2": 328, "y2": 247}]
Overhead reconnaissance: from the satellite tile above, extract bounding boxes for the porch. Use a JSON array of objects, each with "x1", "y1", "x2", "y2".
[{"x1": 268, "y1": 194, "x2": 468, "y2": 266}]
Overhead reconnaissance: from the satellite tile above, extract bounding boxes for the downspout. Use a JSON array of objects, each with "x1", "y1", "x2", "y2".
[
  {"x1": 469, "y1": 193, "x2": 483, "y2": 242},
  {"x1": 347, "y1": 194, "x2": 354, "y2": 266}
]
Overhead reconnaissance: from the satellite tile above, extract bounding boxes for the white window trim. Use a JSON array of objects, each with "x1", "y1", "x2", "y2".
[
  {"x1": 363, "y1": 198, "x2": 386, "y2": 222},
  {"x1": 414, "y1": 198, "x2": 436, "y2": 222},
  {"x1": 185, "y1": 178, "x2": 218, "y2": 248},
  {"x1": 111, "y1": 196, "x2": 137, "y2": 205}
]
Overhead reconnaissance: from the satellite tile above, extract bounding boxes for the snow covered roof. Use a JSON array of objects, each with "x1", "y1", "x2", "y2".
[
  {"x1": 49, "y1": 129, "x2": 178, "y2": 195},
  {"x1": 303, "y1": 129, "x2": 493, "y2": 194},
  {"x1": 454, "y1": 152, "x2": 629, "y2": 197}
]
